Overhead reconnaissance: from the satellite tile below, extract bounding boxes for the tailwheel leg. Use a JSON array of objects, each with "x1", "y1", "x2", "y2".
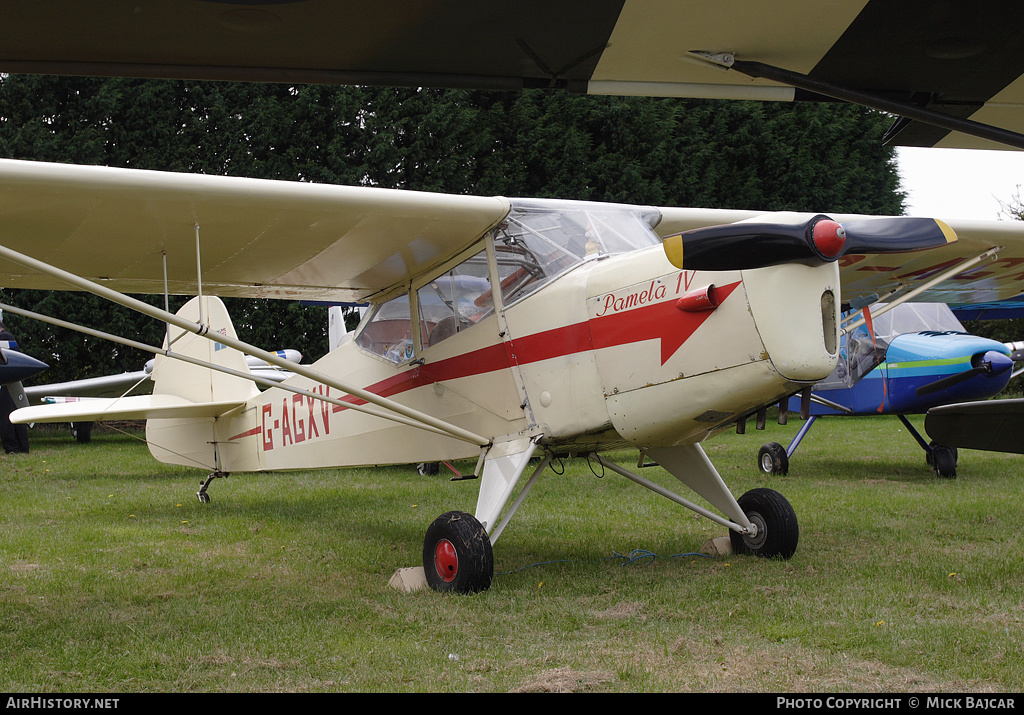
[{"x1": 197, "y1": 471, "x2": 228, "y2": 503}]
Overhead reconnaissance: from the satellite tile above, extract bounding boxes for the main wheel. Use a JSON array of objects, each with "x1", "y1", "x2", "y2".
[
  {"x1": 417, "y1": 462, "x2": 440, "y2": 476},
  {"x1": 757, "y1": 442, "x2": 789, "y2": 475},
  {"x1": 931, "y1": 445, "x2": 958, "y2": 478},
  {"x1": 729, "y1": 488, "x2": 799, "y2": 559},
  {"x1": 71, "y1": 421, "x2": 93, "y2": 444},
  {"x1": 423, "y1": 511, "x2": 494, "y2": 593}
]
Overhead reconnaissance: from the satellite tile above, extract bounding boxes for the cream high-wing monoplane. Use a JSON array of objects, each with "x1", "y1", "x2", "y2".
[
  {"x1": 2, "y1": 159, "x2": 1024, "y2": 593},
  {"x1": 5, "y1": 1, "x2": 1024, "y2": 592}
]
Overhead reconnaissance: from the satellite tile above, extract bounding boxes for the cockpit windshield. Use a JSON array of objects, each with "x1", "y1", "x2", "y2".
[
  {"x1": 864, "y1": 302, "x2": 966, "y2": 342},
  {"x1": 493, "y1": 199, "x2": 662, "y2": 306},
  {"x1": 355, "y1": 199, "x2": 664, "y2": 363}
]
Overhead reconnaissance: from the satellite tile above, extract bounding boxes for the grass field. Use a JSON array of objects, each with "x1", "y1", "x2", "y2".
[{"x1": 1, "y1": 415, "x2": 1022, "y2": 693}]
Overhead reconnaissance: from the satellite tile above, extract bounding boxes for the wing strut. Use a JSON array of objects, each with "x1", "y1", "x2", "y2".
[
  {"x1": 689, "y1": 52, "x2": 1024, "y2": 151},
  {"x1": 1, "y1": 300, "x2": 473, "y2": 441},
  {"x1": 0, "y1": 242, "x2": 491, "y2": 448}
]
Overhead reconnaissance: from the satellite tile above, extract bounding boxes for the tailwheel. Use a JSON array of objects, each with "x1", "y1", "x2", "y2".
[
  {"x1": 423, "y1": 511, "x2": 493, "y2": 594},
  {"x1": 757, "y1": 442, "x2": 789, "y2": 475},
  {"x1": 71, "y1": 421, "x2": 93, "y2": 444},
  {"x1": 729, "y1": 488, "x2": 799, "y2": 559},
  {"x1": 197, "y1": 471, "x2": 227, "y2": 503}
]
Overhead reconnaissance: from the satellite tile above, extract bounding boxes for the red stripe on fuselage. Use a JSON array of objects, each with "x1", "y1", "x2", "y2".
[
  {"x1": 333, "y1": 280, "x2": 741, "y2": 408},
  {"x1": 238, "y1": 278, "x2": 743, "y2": 444}
]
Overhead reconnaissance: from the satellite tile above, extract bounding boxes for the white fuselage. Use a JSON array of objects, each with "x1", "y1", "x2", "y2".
[{"x1": 217, "y1": 242, "x2": 840, "y2": 472}]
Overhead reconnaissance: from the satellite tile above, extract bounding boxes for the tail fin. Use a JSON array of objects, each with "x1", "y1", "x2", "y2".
[
  {"x1": 151, "y1": 296, "x2": 256, "y2": 404},
  {"x1": 146, "y1": 296, "x2": 261, "y2": 472},
  {"x1": 328, "y1": 305, "x2": 367, "y2": 352},
  {"x1": 12, "y1": 296, "x2": 263, "y2": 472}
]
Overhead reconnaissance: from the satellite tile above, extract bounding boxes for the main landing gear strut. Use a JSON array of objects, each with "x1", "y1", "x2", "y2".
[
  {"x1": 757, "y1": 414, "x2": 958, "y2": 478},
  {"x1": 421, "y1": 443, "x2": 800, "y2": 594}
]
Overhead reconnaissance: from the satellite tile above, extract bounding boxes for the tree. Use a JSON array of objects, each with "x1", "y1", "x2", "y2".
[{"x1": 0, "y1": 75, "x2": 905, "y2": 382}]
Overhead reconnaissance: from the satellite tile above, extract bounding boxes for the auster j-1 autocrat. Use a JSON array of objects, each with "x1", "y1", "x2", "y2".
[{"x1": 6, "y1": 159, "x2": 1024, "y2": 593}]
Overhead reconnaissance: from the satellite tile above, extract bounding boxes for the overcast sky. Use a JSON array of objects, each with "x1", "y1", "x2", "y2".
[{"x1": 896, "y1": 146, "x2": 1024, "y2": 222}]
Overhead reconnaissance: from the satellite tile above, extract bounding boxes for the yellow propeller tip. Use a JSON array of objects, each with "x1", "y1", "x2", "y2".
[{"x1": 663, "y1": 234, "x2": 685, "y2": 269}]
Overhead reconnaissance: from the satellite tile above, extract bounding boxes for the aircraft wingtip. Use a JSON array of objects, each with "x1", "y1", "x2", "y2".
[{"x1": 936, "y1": 219, "x2": 958, "y2": 244}]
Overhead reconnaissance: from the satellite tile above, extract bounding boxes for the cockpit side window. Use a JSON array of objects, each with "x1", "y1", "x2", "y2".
[{"x1": 418, "y1": 250, "x2": 493, "y2": 348}]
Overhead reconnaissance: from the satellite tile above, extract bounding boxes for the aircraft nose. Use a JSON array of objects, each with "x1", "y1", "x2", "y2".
[
  {"x1": 977, "y1": 350, "x2": 1013, "y2": 377},
  {"x1": 0, "y1": 349, "x2": 49, "y2": 385}
]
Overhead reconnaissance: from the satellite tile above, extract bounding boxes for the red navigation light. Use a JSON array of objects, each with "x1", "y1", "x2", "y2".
[{"x1": 812, "y1": 219, "x2": 846, "y2": 259}]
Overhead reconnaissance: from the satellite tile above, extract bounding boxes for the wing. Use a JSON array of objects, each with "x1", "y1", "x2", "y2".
[
  {"x1": 24, "y1": 371, "x2": 151, "y2": 404},
  {"x1": 925, "y1": 399, "x2": 1024, "y2": 455},
  {"x1": 2, "y1": 158, "x2": 1023, "y2": 310},
  {"x1": 0, "y1": 159, "x2": 510, "y2": 303},
  {"x1": 2, "y1": 1, "x2": 1024, "y2": 149}
]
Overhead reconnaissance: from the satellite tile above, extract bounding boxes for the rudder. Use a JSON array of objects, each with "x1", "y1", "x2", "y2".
[{"x1": 146, "y1": 296, "x2": 262, "y2": 472}]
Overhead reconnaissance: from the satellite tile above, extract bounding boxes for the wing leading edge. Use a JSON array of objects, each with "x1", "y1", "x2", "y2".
[{"x1": 0, "y1": 159, "x2": 510, "y2": 304}]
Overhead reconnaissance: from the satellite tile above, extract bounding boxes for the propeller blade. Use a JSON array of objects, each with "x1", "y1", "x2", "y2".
[
  {"x1": 915, "y1": 350, "x2": 1014, "y2": 397},
  {"x1": 5, "y1": 381, "x2": 27, "y2": 409},
  {"x1": 663, "y1": 215, "x2": 956, "y2": 271},
  {"x1": 840, "y1": 217, "x2": 957, "y2": 255},
  {"x1": 916, "y1": 367, "x2": 987, "y2": 397}
]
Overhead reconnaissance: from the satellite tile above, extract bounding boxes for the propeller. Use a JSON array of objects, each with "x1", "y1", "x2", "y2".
[
  {"x1": 662, "y1": 214, "x2": 957, "y2": 271},
  {"x1": 915, "y1": 350, "x2": 1014, "y2": 397}
]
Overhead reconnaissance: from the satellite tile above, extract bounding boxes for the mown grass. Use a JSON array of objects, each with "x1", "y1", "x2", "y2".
[{"x1": 1, "y1": 416, "x2": 1022, "y2": 693}]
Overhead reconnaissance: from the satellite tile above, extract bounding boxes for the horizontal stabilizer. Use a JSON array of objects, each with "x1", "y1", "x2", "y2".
[
  {"x1": 925, "y1": 399, "x2": 1024, "y2": 455},
  {"x1": 10, "y1": 394, "x2": 247, "y2": 424}
]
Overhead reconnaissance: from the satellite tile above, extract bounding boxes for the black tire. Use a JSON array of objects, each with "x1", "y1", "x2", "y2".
[
  {"x1": 932, "y1": 445, "x2": 958, "y2": 478},
  {"x1": 926, "y1": 441, "x2": 957, "y2": 469},
  {"x1": 71, "y1": 421, "x2": 93, "y2": 444},
  {"x1": 729, "y1": 488, "x2": 799, "y2": 559},
  {"x1": 417, "y1": 462, "x2": 440, "y2": 476},
  {"x1": 423, "y1": 511, "x2": 493, "y2": 593},
  {"x1": 757, "y1": 442, "x2": 789, "y2": 475}
]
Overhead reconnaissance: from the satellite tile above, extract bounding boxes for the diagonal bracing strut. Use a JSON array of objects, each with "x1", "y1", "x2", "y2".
[{"x1": 0, "y1": 242, "x2": 491, "y2": 448}]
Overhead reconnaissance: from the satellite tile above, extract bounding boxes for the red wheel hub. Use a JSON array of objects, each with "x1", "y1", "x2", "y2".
[{"x1": 433, "y1": 539, "x2": 459, "y2": 582}]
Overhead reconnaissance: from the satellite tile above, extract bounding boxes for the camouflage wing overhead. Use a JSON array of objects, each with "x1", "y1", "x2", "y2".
[{"x1": 3, "y1": 1, "x2": 1024, "y2": 149}]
